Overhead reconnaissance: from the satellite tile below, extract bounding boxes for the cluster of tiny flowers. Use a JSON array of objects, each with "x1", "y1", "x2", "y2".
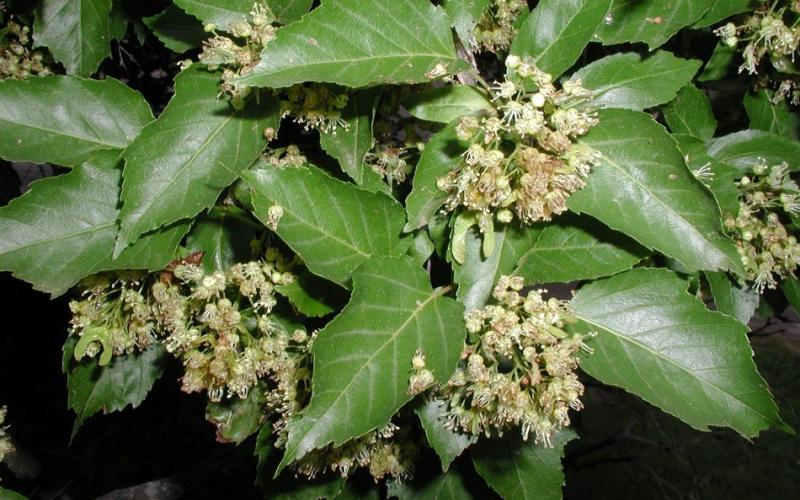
[
  {"x1": 0, "y1": 12, "x2": 52, "y2": 79},
  {"x1": 292, "y1": 422, "x2": 418, "y2": 482},
  {"x1": 714, "y1": 0, "x2": 800, "y2": 104},
  {"x1": 437, "y1": 57, "x2": 599, "y2": 230},
  {"x1": 153, "y1": 249, "x2": 298, "y2": 402},
  {"x1": 366, "y1": 146, "x2": 411, "y2": 187},
  {"x1": 198, "y1": 2, "x2": 277, "y2": 108},
  {"x1": 724, "y1": 160, "x2": 800, "y2": 292},
  {"x1": 279, "y1": 84, "x2": 349, "y2": 133},
  {"x1": 0, "y1": 406, "x2": 13, "y2": 464},
  {"x1": 69, "y1": 272, "x2": 155, "y2": 366},
  {"x1": 437, "y1": 276, "x2": 588, "y2": 446},
  {"x1": 473, "y1": 0, "x2": 528, "y2": 52},
  {"x1": 263, "y1": 145, "x2": 307, "y2": 168}
]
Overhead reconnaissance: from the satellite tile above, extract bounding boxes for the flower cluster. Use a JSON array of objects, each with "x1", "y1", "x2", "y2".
[
  {"x1": 366, "y1": 145, "x2": 411, "y2": 187},
  {"x1": 263, "y1": 145, "x2": 307, "y2": 168},
  {"x1": 198, "y1": 2, "x2": 278, "y2": 108},
  {"x1": 292, "y1": 422, "x2": 418, "y2": 482},
  {"x1": 153, "y1": 250, "x2": 298, "y2": 402},
  {"x1": 437, "y1": 57, "x2": 599, "y2": 232},
  {"x1": 279, "y1": 84, "x2": 349, "y2": 133},
  {"x1": 724, "y1": 160, "x2": 800, "y2": 292},
  {"x1": 69, "y1": 272, "x2": 155, "y2": 366},
  {"x1": 436, "y1": 276, "x2": 588, "y2": 446},
  {"x1": 715, "y1": 1, "x2": 800, "y2": 102},
  {"x1": 0, "y1": 406, "x2": 13, "y2": 464},
  {"x1": 473, "y1": 0, "x2": 528, "y2": 52},
  {"x1": 0, "y1": 12, "x2": 52, "y2": 80}
]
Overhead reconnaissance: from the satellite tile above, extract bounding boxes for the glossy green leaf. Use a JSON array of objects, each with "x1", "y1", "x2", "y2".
[
  {"x1": 116, "y1": 65, "x2": 277, "y2": 254},
  {"x1": 706, "y1": 130, "x2": 800, "y2": 170},
  {"x1": 451, "y1": 223, "x2": 538, "y2": 312},
  {"x1": 236, "y1": 0, "x2": 468, "y2": 88},
  {"x1": 0, "y1": 76, "x2": 153, "y2": 167},
  {"x1": 698, "y1": 41, "x2": 735, "y2": 81},
  {"x1": 143, "y1": 4, "x2": 207, "y2": 53},
  {"x1": 244, "y1": 165, "x2": 410, "y2": 286},
  {"x1": 743, "y1": 90, "x2": 800, "y2": 139},
  {"x1": 409, "y1": 229, "x2": 436, "y2": 265},
  {"x1": 568, "y1": 108, "x2": 743, "y2": 274},
  {"x1": 405, "y1": 121, "x2": 464, "y2": 231},
  {"x1": 390, "y1": 466, "x2": 476, "y2": 500},
  {"x1": 416, "y1": 399, "x2": 477, "y2": 471},
  {"x1": 663, "y1": 85, "x2": 717, "y2": 140},
  {"x1": 781, "y1": 275, "x2": 800, "y2": 313},
  {"x1": 63, "y1": 337, "x2": 167, "y2": 437},
  {"x1": 0, "y1": 487, "x2": 27, "y2": 500},
  {"x1": 572, "y1": 51, "x2": 701, "y2": 111},
  {"x1": 173, "y1": 0, "x2": 251, "y2": 30},
  {"x1": 693, "y1": 0, "x2": 755, "y2": 28},
  {"x1": 0, "y1": 151, "x2": 188, "y2": 296},
  {"x1": 276, "y1": 271, "x2": 343, "y2": 318},
  {"x1": 672, "y1": 133, "x2": 740, "y2": 217},
  {"x1": 406, "y1": 86, "x2": 492, "y2": 124},
  {"x1": 706, "y1": 271, "x2": 758, "y2": 325},
  {"x1": 509, "y1": 0, "x2": 611, "y2": 79},
  {"x1": 277, "y1": 256, "x2": 465, "y2": 472},
  {"x1": 596, "y1": 0, "x2": 716, "y2": 49},
  {"x1": 206, "y1": 383, "x2": 266, "y2": 444},
  {"x1": 514, "y1": 213, "x2": 647, "y2": 285},
  {"x1": 269, "y1": 0, "x2": 314, "y2": 25},
  {"x1": 33, "y1": 0, "x2": 113, "y2": 76},
  {"x1": 571, "y1": 268, "x2": 788, "y2": 437},
  {"x1": 472, "y1": 430, "x2": 576, "y2": 500},
  {"x1": 185, "y1": 208, "x2": 259, "y2": 274},
  {"x1": 319, "y1": 89, "x2": 389, "y2": 194},
  {"x1": 443, "y1": 0, "x2": 490, "y2": 46}
]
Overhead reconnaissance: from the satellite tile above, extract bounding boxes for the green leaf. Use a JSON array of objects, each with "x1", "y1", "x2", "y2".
[
  {"x1": 571, "y1": 268, "x2": 789, "y2": 437},
  {"x1": 596, "y1": 0, "x2": 716, "y2": 49},
  {"x1": 0, "y1": 150, "x2": 188, "y2": 296},
  {"x1": 116, "y1": 65, "x2": 277, "y2": 254},
  {"x1": 405, "y1": 121, "x2": 464, "y2": 231},
  {"x1": 514, "y1": 213, "x2": 647, "y2": 285},
  {"x1": 276, "y1": 271, "x2": 344, "y2": 318},
  {"x1": 277, "y1": 255, "x2": 465, "y2": 473},
  {"x1": 451, "y1": 223, "x2": 538, "y2": 312},
  {"x1": 743, "y1": 90, "x2": 800, "y2": 139},
  {"x1": 63, "y1": 337, "x2": 168, "y2": 437},
  {"x1": 698, "y1": 41, "x2": 736, "y2": 81},
  {"x1": 185, "y1": 208, "x2": 259, "y2": 274},
  {"x1": 0, "y1": 487, "x2": 28, "y2": 500},
  {"x1": 269, "y1": 0, "x2": 314, "y2": 25},
  {"x1": 706, "y1": 130, "x2": 800, "y2": 170},
  {"x1": 406, "y1": 86, "x2": 492, "y2": 124},
  {"x1": 390, "y1": 466, "x2": 477, "y2": 500},
  {"x1": 236, "y1": 0, "x2": 469, "y2": 88},
  {"x1": 143, "y1": 4, "x2": 207, "y2": 53},
  {"x1": 244, "y1": 165, "x2": 410, "y2": 287},
  {"x1": 443, "y1": 0, "x2": 490, "y2": 46},
  {"x1": 319, "y1": 89, "x2": 389, "y2": 194},
  {"x1": 671, "y1": 133, "x2": 740, "y2": 216},
  {"x1": 173, "y1": 0, "x2": 252, "y2": 30},
  {"x1": 472, "y1": 430, "x2": 576, "y2": 500},
  {"x1": 416, "y1": 399, "x2": 477, "y2": 472},
  {"x1": 509, "y1": 0, "x2": 612, "y2": 79},
  {"x1": 568, "y1": 108, "x2": 743, "y2": 274},
  {"x1": 572, "y1": 51, "x2": 701, "y2": 111},
  {"x1": 409, "y1": 229, "x2": 436, "y2": 265},
  {"x1": 693, "y1": 0, "x2": 755, "y2": 28},
  {"x1": 706, "y1": 271, "x2": 758, "y2": 325},
  {"x1": 33, "y1": 0, "x2": 113, "y2": 76},
  {"x1": 781, "y1": 275, "x2": 800, "y2": 313},
  {"x1": 663, "y1": 85, "x2": 717, "y2": 140},
  {"x1": 206, "y1": 383, "x2": 266, "y2": 444},
  {"x1": 0, "y1": 76, "x2": 153, "y2": 168}
]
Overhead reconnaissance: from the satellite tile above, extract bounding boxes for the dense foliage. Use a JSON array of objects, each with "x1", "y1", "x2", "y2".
[{"x1": 1, "y1": 0, "x2": 799, "y2": 498}]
